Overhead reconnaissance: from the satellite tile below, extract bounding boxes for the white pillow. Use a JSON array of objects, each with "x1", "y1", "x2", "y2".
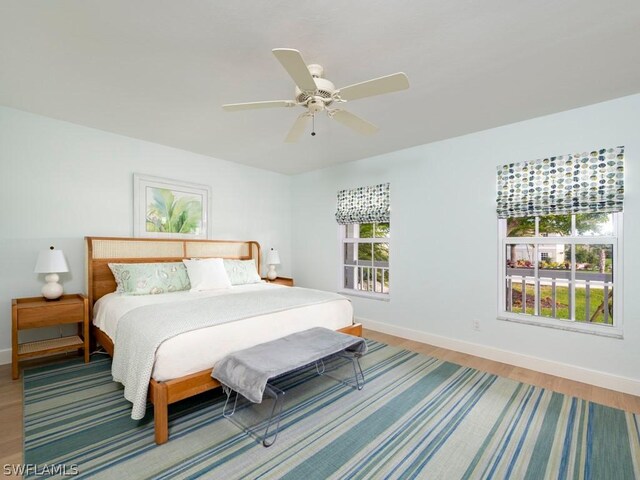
[
  {"x1": 182, "y1": 258, "x2": 232, "y2": 291},
  {"x1": 223, "y1": 259, "x2": 262, "y2": 285}
]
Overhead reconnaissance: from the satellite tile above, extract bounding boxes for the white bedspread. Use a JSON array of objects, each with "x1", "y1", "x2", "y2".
[{"x1": 93, "y1": 283, "x2": 353, "y2": 382}]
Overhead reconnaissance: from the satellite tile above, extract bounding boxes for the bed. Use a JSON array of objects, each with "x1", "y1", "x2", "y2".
[{"x1": 86, "y1": 237, "x2": 361, "y2": 445}]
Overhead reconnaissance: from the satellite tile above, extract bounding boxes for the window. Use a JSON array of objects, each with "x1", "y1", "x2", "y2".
[
  {"x1": 335, "y1": 183, "x2": 390, "y2": 299},
  {"x1": 340, "y1": 222, "x2": 390, "y2": 298},
  {"x1": 496, "y1": 146, "x2": 624, "y2": 335},
  {"x1": 499, "y1": 213, "x2": 622, "y2": 335}
]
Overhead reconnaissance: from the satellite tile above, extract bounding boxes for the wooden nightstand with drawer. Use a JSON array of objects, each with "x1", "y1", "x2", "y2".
[
  {"x1": 11, "y1": 293, "x2": 89, "y2": 379},
  {"x1": 263, "y1": 277, "x2": 294, "y2": 287}
]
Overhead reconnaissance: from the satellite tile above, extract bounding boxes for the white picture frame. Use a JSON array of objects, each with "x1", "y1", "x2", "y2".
[{"x1": 133, "y1": 173, "x2": 211, "y2": 239}]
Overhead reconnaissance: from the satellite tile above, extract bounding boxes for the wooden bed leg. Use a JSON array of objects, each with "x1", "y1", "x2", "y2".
[{"x1": 152, "y1": 381, "x2": 169, "y2": 445}]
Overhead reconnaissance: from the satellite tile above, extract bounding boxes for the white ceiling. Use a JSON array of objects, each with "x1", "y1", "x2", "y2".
[{"x1": 1, "y1": 1, "x2": 639, "y2": 175}]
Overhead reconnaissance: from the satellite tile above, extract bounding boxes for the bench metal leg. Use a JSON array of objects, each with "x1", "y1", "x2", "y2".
[
  {"x1": 222, "y1": 388, "x2": 239, "y2": 419},
  {"x1": 349, "y1": 354, "x2": 366, "y2": 391},
  {"x1": 317, "y1": 353, "x2": 365, "y2": 391},
  {"x1": 222, "y1": 385, "x2": 285, "y2": 448},
  {"x1": 261, "y1": 385, "x2": 285, "y2": 447}
]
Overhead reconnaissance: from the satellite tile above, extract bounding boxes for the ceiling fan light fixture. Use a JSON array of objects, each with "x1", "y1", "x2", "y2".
[{"x1": 307, "y1": 98, "x2": 325, "y2": 114}]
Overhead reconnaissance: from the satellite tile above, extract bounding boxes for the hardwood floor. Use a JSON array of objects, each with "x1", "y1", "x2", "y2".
[{"x1": 1, "y1": 329, "x2": 639, "y2": 472}]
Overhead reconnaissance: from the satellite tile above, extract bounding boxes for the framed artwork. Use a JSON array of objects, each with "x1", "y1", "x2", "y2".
[{"x1": 133, "y1": 174, "x2": 211, "y2": 239}]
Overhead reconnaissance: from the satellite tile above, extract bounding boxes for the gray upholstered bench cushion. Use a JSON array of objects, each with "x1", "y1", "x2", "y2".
[{"x1": 211, "y1": 327, "x2": 367, "y2": 403}]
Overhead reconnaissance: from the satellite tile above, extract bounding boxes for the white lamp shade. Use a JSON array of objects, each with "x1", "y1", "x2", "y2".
[
  {"x1": 266, "y1": 249, "x2": 281, "y2": 265},
  {"x1": 34, "y1": 248, "x2": 69, "y2": 273}
]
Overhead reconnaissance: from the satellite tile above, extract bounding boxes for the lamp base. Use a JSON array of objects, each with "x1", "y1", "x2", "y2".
[
  {"x1": 42, "y1": 273, "x2": 64, "y2": 300},
  {"x1": 266, "y1": 265, "x2": 278, "y2": 281}
]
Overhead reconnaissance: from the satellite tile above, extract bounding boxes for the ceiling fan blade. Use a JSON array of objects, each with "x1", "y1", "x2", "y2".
[
  {"x1": 272, "y1": 48, "x2": 317, "y2": 92},
  {"x1": 285, "y1": 114, "x2": 311, "y2": 143},
  {"x1": 331, "y1": 110, "x2": 378, "y2": 135},
  {"x1": 222, "y1": 100, "x2": 295, "y2": 112},
  {"x1": 338, "y1": 72, "x2": 409, "y2": 101}
]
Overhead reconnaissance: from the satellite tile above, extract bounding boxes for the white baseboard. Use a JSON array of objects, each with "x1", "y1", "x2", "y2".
[
  {"x1": 358, "y1": 317, "x2": 640, "y2": 397},
  {"x1": 0, "y1": 348, "x2": 11, "y2": 366}
]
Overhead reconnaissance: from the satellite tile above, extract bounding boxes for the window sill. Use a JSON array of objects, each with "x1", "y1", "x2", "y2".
[
  {"x1": 338, "y1": 289, "x2": 390, "y2": 302},
  {"x1": 497, "y1": 312, "x2": 623, "y2": 339}
]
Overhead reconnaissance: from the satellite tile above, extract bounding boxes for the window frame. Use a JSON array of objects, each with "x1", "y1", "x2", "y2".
[
  {"x1": 497, "y1": 213, "x2": 624, "y2": 338},
  {"x1": 338, "y1": 223, "x2": 390, "y2": 301}
]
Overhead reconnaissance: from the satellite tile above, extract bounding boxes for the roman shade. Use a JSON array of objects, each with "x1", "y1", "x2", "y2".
[
  {"x1": 496, "y1": 146, "x2": 625, "y2": 219},
  {"x1": 335, "y1": 183, "x2": 390, "y2": 225}
]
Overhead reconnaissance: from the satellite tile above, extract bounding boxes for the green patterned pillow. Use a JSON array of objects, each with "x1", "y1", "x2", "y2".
[
  {"x1": 223, "y1": 259, "x2": 262, "y2": 285},
  {"x1": 108, "y1": 262, "x2": 191, "y2": 295}
]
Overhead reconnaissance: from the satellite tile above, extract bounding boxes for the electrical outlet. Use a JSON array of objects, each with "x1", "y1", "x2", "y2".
[{"x1": 472, "y1": 319, "x2": 481, "y2": 331}]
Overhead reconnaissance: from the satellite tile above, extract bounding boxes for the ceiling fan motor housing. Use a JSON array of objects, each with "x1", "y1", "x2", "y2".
[{"x1": 295, "y1": 76, "x2": 336, "y2": 106}]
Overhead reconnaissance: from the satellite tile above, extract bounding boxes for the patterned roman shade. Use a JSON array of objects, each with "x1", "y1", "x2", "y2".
[
  {"x1": 496, "y1": 146, "x2": 625, "y2": 219},
  {"x1": 335, "y1": 183, "x2": 390, "y2": 225}
]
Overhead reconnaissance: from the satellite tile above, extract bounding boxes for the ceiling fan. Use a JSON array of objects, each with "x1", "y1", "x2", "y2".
[{"x1": 222, "y1": 48, "x2": 409, "y2": 143}]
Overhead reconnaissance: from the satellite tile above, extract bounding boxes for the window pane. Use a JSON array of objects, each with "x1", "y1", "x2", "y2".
[
  {"x1": 506, "y1": 217, "x2": 535, "y2": 237},
  {"x1": 575, "y1": 244, "x2": 613, "y2": 324},
  {"x1": 538, "y1": 244, "x2": 571, "y2": 319},
  {"x1": 575, "y1": 284, "x2": 613, "y2": 324},
  {"x1": 343, "y1": 266, "x2": 356, "y2": 290},
  {"x1": 359, "y1": 223, "x2": 374, "y2": 238},
  {"x1": 538, "y1": 279, "x2": 571, "y2": 320},
  {"x1": 575, "y1": 244, "x2": 612, "y2": 273},
  {"x1": 509, "y1": 278, "x2": 536, "y2": 315},
  {"x1": 538, "y1": 244, "x2": 571, "y2": 270},
  {"x1": 344, "y1": 243, "x2": 356, "y2": 265},
  {"x1": 373, "y1": 269, "x2": 385, "y2": 293},
  {"x1": 358, "y1": 243, "x2": 373, "y2": 264},
  {"x1": 506, "y1": 243, "x2": 535, "y2": 314},
  {"x1": 506, "y1": 243, "x2": 535, "y2": 270},
  {"x1": 538, "y1": 214, "x2": 571, "y2": 237},
  {"x1": 358, "y1": 267, "x2": 374, "y2": 292},
  {"x1": 374, "y1": 223, "x2": 390, "y2": 238},
  {"x1": 345, "y1": 224, "x2": 357, "y2": 238},
  {"x1": 373, "y1": 243, "x2": 389, "y2": 266},
  {"x1": 576, "y1": 213, "x2": 613, "y2": 236}
]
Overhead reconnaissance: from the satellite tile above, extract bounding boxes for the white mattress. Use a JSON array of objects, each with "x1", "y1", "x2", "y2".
[{"x1": 93, "y1": 283, "x2": 353, "y2": 381}]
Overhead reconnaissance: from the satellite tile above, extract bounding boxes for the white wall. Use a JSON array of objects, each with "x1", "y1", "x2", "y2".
[
  {"x1": 291, "y1": 94, "x2": 640, "y2": 392},
  {"x1": 0, "y1": 106, "x2": 292, "y2": 357}
]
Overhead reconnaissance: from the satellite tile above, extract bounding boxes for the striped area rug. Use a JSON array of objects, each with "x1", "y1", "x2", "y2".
[{"x1": 24, "y1": 341, "x2": 639, "y2": 479}]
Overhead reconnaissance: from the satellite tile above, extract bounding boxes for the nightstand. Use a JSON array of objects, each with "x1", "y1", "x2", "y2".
[
  {"x1": 11, "y1": 293, "x2": 89, "y2": 379},
  {"x1": 263, "y1": 277, "x2": 294, "y2": 287}
]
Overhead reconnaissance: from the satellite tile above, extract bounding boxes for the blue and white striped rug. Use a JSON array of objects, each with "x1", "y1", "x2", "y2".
[{"x1": 24, "y1": 341, "x2": 640, "y2": 479}]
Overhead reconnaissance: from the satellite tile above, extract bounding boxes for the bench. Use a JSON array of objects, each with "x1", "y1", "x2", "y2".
[{"x1": 212, "y1": 327, "x2": 367, "y2": 446}]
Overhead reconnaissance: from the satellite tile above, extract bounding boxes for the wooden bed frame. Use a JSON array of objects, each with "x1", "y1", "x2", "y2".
[{"x1": 85, "y1": 236, "x2": 362, "y2": 445}]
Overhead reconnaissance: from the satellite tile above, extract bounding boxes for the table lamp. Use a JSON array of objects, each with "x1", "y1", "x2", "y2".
[
  {"x1": 34, "y1": 246, "x2": 69, "y2": 300},
  {"x1": 266, "y1": 248, "x2": 281, "y2": 280}
]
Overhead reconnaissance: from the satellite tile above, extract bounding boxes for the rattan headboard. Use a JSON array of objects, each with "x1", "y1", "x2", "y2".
[{"x1": 85, "y1": 236, "x2": 261, "y2": 311}]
